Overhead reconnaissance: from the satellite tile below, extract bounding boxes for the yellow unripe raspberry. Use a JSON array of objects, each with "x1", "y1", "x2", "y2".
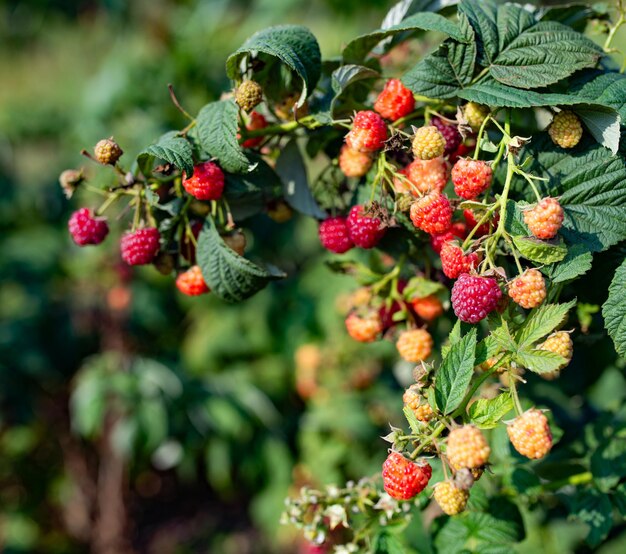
[
  {"x1": 548, "y1": 111, "x2": 583, "y2": 149},
  {"x1": 235, "y1": 80, "x2": 263, "y2": 112},
  {"x1": 447, "y1": 425, "x2": 490, "y2": 470},
  {"x1": 538, "y1": 331, "x2": 573, "y2": 380},
  {"x1": 412, "y1": 126, "x2": 446, "y2": 160},
  {"x1": 396, "y1": 328, "x2": 433, "y2": 363},
  {"x1": 403, "y1": 384, "x2": 434, "y2": 422},
  {"x1": 507, "y1": 409, "x2": 553, "y2": 459},
  {"x1": 94, "y1": 138, "x2": 123, "y2": 165},
  {"x1": 463, "y1": 102, "x2": 490, "y2": 131},
  {"x1": 433, "y1": 481, "x2": 469, "y2": 515}
]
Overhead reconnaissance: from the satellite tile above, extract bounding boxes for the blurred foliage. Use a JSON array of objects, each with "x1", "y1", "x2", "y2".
[{"x1": 1, "y1": 0, "x2": 626, "y2": 553}]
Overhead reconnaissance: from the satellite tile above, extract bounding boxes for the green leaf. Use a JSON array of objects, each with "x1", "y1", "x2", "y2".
[
  {"x1": 196, "y1": 100, "x2": 249, "y2": 173},
  {"x1": 468, "y1": 393, "x2": 513, "y2": 429},
  {"x1": 403, "y1": 406, "x2": 422, "y2": 434},
  {"x1": 512, "y1": 236, "x2": 567, "y2": 264},
  {"x1": 402, "y1": 12, "x2": 476, "y2": 99},
  {"x1": 404, "y1": 276, "x2": 445, "y2": 300},
  {"x1": 591, "y1": 434, "x2": 626, "y2": 491},
  {"x1": 574, "y1": 105, "x2": 622, "y2": 155},
  {"x1": 226, "y1": 25, "x2": 321, "y2": 108},
  {"x1": 613, "y1": 482, "x2": 626, "y2": 518},
  {"x1": 515, "y1": 300, "x2": 575, "y2": 349},
  {"x1": 603, "y1": 258, "x2": 626, "y2": 357},
  {"x1": 137, "y1": 131, "x2": 194, "y2": 177},
  {"x1": 435, "y1": 328, "x2": 477, "y2": 414},
  {"x1": 570, "y1": 69, "x2": 626, "y2": 121},
  {"x1": 343, "y1": 12, "x2": 467, "y2": 64},
  {"x1": 373, "y1": 530, "x2": 407, "y2": 554},
  {"x1": 331, "y1": 64, "x2": 379, "y2": 98},
  {"x1": 542, "y1": 243, "x2": 593, "y2": 283},
  {"x1": 324, "y1": 259, "x2": 382, "y2": 285},
  {"x1": 567, "y1": 489, "x2": 613, "y2": 547},
  {"x1": 514, "y1": 348, "x2": 566, "y2": 375},
  {"x1": 197, "y1": 218, "x2": 286, "y2": 303},
  {"x1": 475, "y1": 334, "x2": 502, "y2": 366},
  {"x1": 274, "y1": 139, "x2": 326, "y2": 219},
  {"x1": 458, "y1": 0, "x2": 502, "y2": 66},
  {"x1": 521, "y1": 136, "x2": 626, "y2": 252}
]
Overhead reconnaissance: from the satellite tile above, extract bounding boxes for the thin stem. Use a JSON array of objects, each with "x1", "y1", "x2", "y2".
[
  {"x1": 509, "y1": 373, "x2": 524, "y2": 415},
  {"x1": 473, "y1": 114, "x2": 492, "y2": 160},
  {"x1": 542, "y1": 471, "x2": 593, "y2": 491},
  {"x1": 95, "y1": 191, "x2": 122, "y2": 216},
  {"x1": 409, "y1": 422, "x2": 446, "y2": 459},
  {"x1": 168, "y1": 84, "x2": 195, "y2": 121}
]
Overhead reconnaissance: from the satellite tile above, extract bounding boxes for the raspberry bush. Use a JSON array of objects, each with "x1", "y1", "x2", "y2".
[{"x1": 56, "y1": 0, "x2": 626, "y2": 552}]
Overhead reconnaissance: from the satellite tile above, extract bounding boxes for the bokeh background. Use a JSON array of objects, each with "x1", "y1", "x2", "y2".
[{"x1": 1, "y1": 1, "x2": 626, "y2": 553}]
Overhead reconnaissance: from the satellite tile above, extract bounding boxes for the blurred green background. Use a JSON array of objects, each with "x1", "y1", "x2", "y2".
[{"x1": 1, "y1": 1, "x2": 626, "y2": 553}]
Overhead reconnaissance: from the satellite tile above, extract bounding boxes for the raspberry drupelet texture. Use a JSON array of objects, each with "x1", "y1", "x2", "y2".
[
  {"x1": 382, "y1": 451, "x2": 432, "y2": 500},
  {"x1": 433, "y1": 481, "x2": 469, "y2": 515},
  {"x1": 508, "y1": 268, "x2": 546, "y2": 309},
  {"x1": 339, "y1": 145, "x2": 373, "y2": 178},
  {"x1": 394, "y1": 158, "x2": 449, "y2": 196},
  {"x1": 68, "y1": 208, "x2": 109, "y2": 246},
  {"x1": 411, "y1": 295, "x2": 444, "y2": 322},
  {"x1": 430, "y1": 222, "x2": 467, "y2": 254},
  {"x1": 374, "y1": 78, "x2": 415, "y2": 121},
  {"x1": 410, "y1": 192, "x2": 453, "y2": 235},
  {"x1": 345, "y1": 110, "x2": 388, "y2": 153},
  {"x1": 235, "y1": 80, "x2": 263, "y2": 112},
  {"x1": 403, "y1": 384, "x2": 434, "y2": 422},
  {"x1": 241, "y1": 111, "x2": 268, "y2": 148},
  {"x1": 94, "y1": 138, "x2": 123, "y2": 165},
  {"x1": 440, "y1": 242, "x2": 480, "y2": 279},
  {"x1": 345, "y1": 312, "x2": 383, "y2": 343},
  {"x1": 523, "y1": 198, "x2": 564, "y2": 240},
  {"x1": 121, "y1": 227, "x2": 161, "y2": 266},
  {"x1": 463, "y1": 102, "x2": 490, "y2": 131},
  {"x1": 451, "y1": 274, "x2": 502, "y2": 324},
  {"x1": 431, "y1": 117, "x2": 462, "y2": 155},
  {"x1": 452, "y1": 159, "x2": 493, "y2": 200},
  {"x1": 318, "y1": 217, "x2": 353, "y2": 254},
  {"x1": 182, "y1": 161, "x2": 225, "y2": 201},
  {"x1": 346, "y1": 205, "x2": 386, "y2": 249},
  {"x1": 412, "y1": 126, "x2": 446, "y2": 160},
  {"x1": 548, "y1": 110, "x2": 583, "y2": 149},
  {"x1": 446, "y1": 425, "x2": 491, "y2": 470},
  {"x1": 538, "y1": 331, "x2": 573, "y2": 379},
  {"x1": 396, "y1": 329, "x2": 433, "y2": 363},
  {"x1": 176, "y1": 265, "x2": 210, "y2": 296},
  {"x1": 507, "y1": 409, "x2": 553, "y2": 459}
]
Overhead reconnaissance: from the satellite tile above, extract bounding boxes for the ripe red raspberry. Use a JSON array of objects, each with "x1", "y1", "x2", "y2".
[
  {"x1": 463, "y1": 209, "x2": 495, "y2": 237},
  {"x1": 374, "y1": 78, "x2": 415, "y2": 121},
  {"x1": 338, "y1": 145, "x2": 373, "y2": 178},
  {"x1": 452, "y1": 159, "x2": 493, "y2": 200},
  {"x1": 345, "y1": 311, "x2": 383, "y2": 343},
  {"x1": 176, "y1": 265, "x2": 210, "y2": 296},
  {"x1": 523, "y1": 198, "x2": 564, "y2": 240},
  {"x1": 433, "y1": 481, "x2": 469, "y2": 515},
  {"x1": 412, "y1": 126, "x2": 446, "y2": 160},
  {"x1": 394, "y1": 158, "x2": 449, "y2": 196},
  {"x1": 182, "y1": 161, "x2": 225, "y2": 201},
  {"x1": 538, "y1": 331, "x2": 573, "y2": 379},
  {"x1": 382, "y1": 451, "x2": 432, "y2": 500},
  {"x1": 346, "y1": 205, "x2": 385, "y2": 248},
  {"x1": 440, "y1": 242, "x2": 480, "y2": 279},
  {"x1": 410, "y1": 193, "x2": 453, "y2": 235},
  {"x1": 548, "y1": 111, "x2": 583, "y2": 149},
  {"x1": 451, "y1": 274, "x2": 502, "y2": 323},
  {"x1": 507, "y1": 409, "x2": 553, "y2": 459},
  {"x1": 241, "y1": 111, "x2": 268, "y2": 148},
  {"x1": 430, "y1": 222, "x2": 466, "y2": 254},
  {"x1": 508, "y1": 268, "x2": 546, "y2": 309},
  {"x1": 68, "y1": 208, "x2": 109, "y2": 246},
  {"x1": 411, "y1": 295, "x2": 444, "y2": 322},
  {"x1": 318, "y1": 217, "x2": 353, "y2": 254},
  {"x1": 431, "y1": 117, "x2": 462, "y2": 155},
  {"x1": 120, "y1": 227, "x2": 161, "y2": 266},
  {"x1": 446, "y1": 425, "x2": 490, "y2": 470},
  {"x1": 235, "y1": 79, "x2": 263, "y2": 112},
  {"x1": 345, "y1": 110, "x2": 387, "y2": 153},
  {"x1": 403, "y1": 384, "x2": 434, "y2": 422},
  {"x1": 396, "y1": 328, "x2": 433, "y2": 363},
  {"x1": 463, "y1": 102, "x2": 490, "y2": 132},
  {"x1": 94, "y1": 138, "x2": 123, "y2": 165}
]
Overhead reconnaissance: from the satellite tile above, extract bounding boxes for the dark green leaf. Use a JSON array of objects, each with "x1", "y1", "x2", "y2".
[
  {"x1": 512, "y1": 236, "x2": 567, "y2": 264},
  {"x1": 543, "y1": 243, "x2": 592, "y2": 283},
  {"x1": 468, "y1": 393, "x2": 513, "y2": 429},
  {"x1": 591, "y1": 434, "x2": 626, "y2": 491},
  {"x1": 515, "y1": 300, "x2": 575, "y2": 349},
  {"x1": 603, "y1": 258, "x2": 626, "y2": 357},
  {"x1": 613, "y1": 482, "x2": 626, "y2": 518},
  {"x1": 567, "y1": 489, "x2": 613, "y2": 547},
  {"x1": 137, "y1": 131, "x2": 194, "y2": 177}
]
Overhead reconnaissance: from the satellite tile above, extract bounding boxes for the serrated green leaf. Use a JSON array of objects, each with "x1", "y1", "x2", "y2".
[
  {"x1": 226, "y1": 25, "x2": 321, "y2": 108},
  {"x1": 515, "y1": 300, "x2": 575, "y2": 349},
  {"x1": 402, "y1": 12, "x2": 476, "y2": 99},
  {"x1": 435, "y1": 328, "x2": 477, "y2": 414},
  {"x1": 137, "y1": 131, "x2": 194, "y2": 177},
  {"x1": 196, "y1": 100, "x2": 249, "y2": 173},
  {"x1": 404, "y1": 276, "x2": 445, "y2": 300},
  {"x1": 468, "y1": 393, "x2": 513, "y2": 429},
  {"x1": 331, "y1": 64, "x2": 379, "y2": 99},
  {"x1": 514, "y1": 349, "x2": 566, "y2": 374},
  {"x1": 275, "y1": 139, "x2": 326, "y2": 218},
  {"x1": 603, "y1": 258, "x2": 626, "y2": 357},
  {"x1": 542, "y1": 243, "x2": 593, "y2": 283},
  {"x1": 567, "y1": 489, "x2": 613, "y2": 547},
  {"x1": 197, "y1": 218, "x2": 285, "y2": 303},
  {"x1": 403, "y1": 406, "x2": 422, "y2": 434},
  {"x1": 343, "y1": 12, "x2": 467, "y2": 64},
  {"x1": 475, "y1": 334, "x2": 502, "y2": 366},
  {"x1": 512, "y1": 236, "x2": 567, "y2": 264}
]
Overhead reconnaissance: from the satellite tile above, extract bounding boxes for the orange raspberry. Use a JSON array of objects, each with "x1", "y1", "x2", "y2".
[
  {"x1": 447, "y1": 426, "x2": 490, "y2": 470},
  {"x1": 403, "y1": 384, "x2": 434, "y2": 422},
  {"x1": 374, "y1": 78, "x2": 415, "y2": 121},
  {"x1": 338, "y1": 145, "x2": 373, "y2": 177},
  {"x1": 507, "y1": 409, "x2": 553, "y2": 459},
  {"x1": 394, "y1": 158, "x2": 449, "y2": 196},
  {"x1": 345, "y1": 312, "x2": 383, "y2": 343},
  {"x1": 410, "y1": 192, "x2": 453, "y2": 235},
  {"x1": 508, "y1": 268, "x2": 547, "y2": 309},
  {"x1": 523, "y1": 198, "x2": 564, "y2": 240},
  {"x1": 345, "y1": 110, "x2": 388, "y2": 153},
  {"x1": 411, "y1": 295, "x2": 444, "y2": 322},
  {"x1": 396, "y1": 329, "x2": 433, "y2": 363},
  {"x1": 176, "y1": 266, "x2": 210, "y2": 296}
]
